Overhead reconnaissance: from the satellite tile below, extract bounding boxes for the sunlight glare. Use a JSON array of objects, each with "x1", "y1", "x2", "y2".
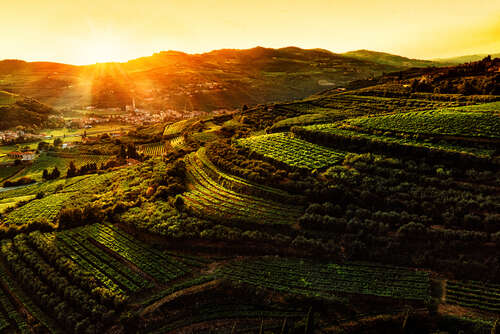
[{"x1": 80, "y1": 32, "x2": 127, "y2": 64}]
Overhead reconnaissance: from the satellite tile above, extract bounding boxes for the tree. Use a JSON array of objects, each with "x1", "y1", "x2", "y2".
[
  {"x1": 53, "y1": 138, "x2": 63, "y2": 147},
  {"x1": 51, "y1": 167, "x2": 61, "y2": 179},
  {"x1": 37, "y1": 141, "x2": 49, "y2": 151},
  {"x1": 118, "y1": 145, "x2": 127, "y2": 159},
  {"x1": 67, "y1": 161, "x2": 77, "y2": 178},
  {"x1": 42, "y1": 169, "x2": 49, "y2": 180},
  {"x1": 127, "y1": 143, "x2": 138, "y2": 159}
]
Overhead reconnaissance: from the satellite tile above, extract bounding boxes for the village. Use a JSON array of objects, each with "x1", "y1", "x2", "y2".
[{"x1": 1, "y1": 104, "x2": 236, "y2": 145}]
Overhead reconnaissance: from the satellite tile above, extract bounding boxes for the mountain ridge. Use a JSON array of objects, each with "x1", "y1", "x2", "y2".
[{"x1": 1, "y1": 46, "x2": 493, "y2": 112}]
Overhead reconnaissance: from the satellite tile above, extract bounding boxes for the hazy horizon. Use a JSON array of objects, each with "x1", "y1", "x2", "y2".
[
  {"x1": 1, "y1": 0, "x2": 499, "y2": 65},
  {"x1": 1, "y1": 45, "x2": 499, "y2": 67}
]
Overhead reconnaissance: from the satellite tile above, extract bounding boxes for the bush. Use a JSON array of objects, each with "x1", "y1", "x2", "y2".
[{"x1": 3, "y1": 176, "x2": 36, "y2": 187}]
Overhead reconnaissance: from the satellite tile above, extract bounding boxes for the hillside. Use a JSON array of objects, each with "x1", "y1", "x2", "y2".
[
  {"x1": 0, "y1": 47, "x2": 427, "y2": 111},
  {"x1": 434, "y1": 52, "x2": 500, "y2": 64},
  {"x1": 333, "y1": 55, "x2": 500, "y2": 95},
  {"x1": 343, "y1": 49, "x2": 441, "y2": 68},
  {"x1": 0, "y1": 90, "x2": 59, "y2": 130},
  {"x1": 0, "y1": 61, "x2": 498, "y2": 333}
]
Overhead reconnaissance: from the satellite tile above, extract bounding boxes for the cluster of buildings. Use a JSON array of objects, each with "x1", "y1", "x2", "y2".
[
  {"x1": 71, "y1": 107, "x2": 231, "y2": 128},
  {"x1": 0, "y1": 130, "x2": 49, "y2": 144},
  {"x1": 6, "y1": 151, "x2": 36, "y2": 161},
  {"x1": 67, "y1": 117, "x2": 110, "y2": 129}
]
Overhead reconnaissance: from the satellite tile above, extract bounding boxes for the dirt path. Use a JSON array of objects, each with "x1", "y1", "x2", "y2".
[{"x1": 140, "y1": 280, "x2": 220, "y2": 316}]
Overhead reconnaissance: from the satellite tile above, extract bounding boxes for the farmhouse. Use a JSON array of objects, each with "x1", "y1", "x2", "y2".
[{"x1": 8, "y1": 151, "x2": 36, "y2": 161}]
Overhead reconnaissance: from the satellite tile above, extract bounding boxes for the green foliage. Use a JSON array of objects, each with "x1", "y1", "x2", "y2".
[
  {"x1": 445, "y1": 280, "x2": 500, "y2": 313},
  {"x1": 219, "y1": 257, "x2": 430, "y2": 301},
  {"x1": 137, "y1": 142, "x2": 167, "y2": 156},
  {"x1": 2, "y1": 192, "x2": 74, "y2": 230},
  {"x1": 237, "y1": 132, "x2": 345, "y2": 169},
  {"x1": 182, "y1": 151, "x2": 303, "y2": 225},
  {"x1": 0, "y1": 92, "x2": 57, "y2": 130},
  {"x1": 3, "y1": 176, "x2": 36, "y2": 187},
  {"x1": 348, "y1": 106, "x2": 500, "y2": 139},
  {"x1": 298, "y1": 123, "x2": 496, "y2": 158},
  {"x1": 163, "y1": 119, "x2": 196, "y2": 137}
]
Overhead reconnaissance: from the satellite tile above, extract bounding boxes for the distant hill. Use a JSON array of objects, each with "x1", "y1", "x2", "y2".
[
  {"x1": 0, "y1": 90, "x2": 58, "y2": 130},
  {"x1": 434, "y1": 53, "x2": 500, "y2": 64},
  {"x1": 342, "y1": 49, "x2": 440, "y2": 68},
  {"x1": 0, "y1": 47, "x2": 426, "y2": 112},
  {"x1": 325, "y1": 56, "x2": 500, "y2": 96}
]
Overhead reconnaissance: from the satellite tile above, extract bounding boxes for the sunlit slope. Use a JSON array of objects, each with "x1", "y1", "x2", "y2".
[
  {"x1": 0, "y1": 47, "x2": 414, "y2": 111},
  {"x1": 0, "y1": 90, "x2": 57, "y2": 130}
]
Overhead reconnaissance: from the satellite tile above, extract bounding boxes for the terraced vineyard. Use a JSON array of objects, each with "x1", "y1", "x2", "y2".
[
  {"x1": 163, "y1": 119, "x2": 195, "y2": 138},
  {"x1": 0, "y1": 235, "x2": 111, "y2": 333},
  {"x1": 62, "y1": 171, "x2": 119, "y2": 193},
  {"x1": 347, "y1": 108, "x2": 500, "y2": 139},
  {"x1": 2, "y1": 192, "x2": 76, "y2": 227},
  {"x1": 137, "y1": 142, "x2": 167, "y2": 156},
  {"x1": 146, "y1": 303, "x2": 305, "y2": 334},
  {"x1": 0, "y1": 175, "x2": 91, "y2": 201},
  {"x1": 0, "y1": 223, "x2": 209, "y2": 333},
  {"x1": 51, "y1": 153, "x2": 113, "y2": 167},
  {"x1": 12, "y1": 153, "x2": 111, "y2": 181},
  {"x1": 197, "y1": 147, "x2": 302, "y2": 203},
  {"x1": 169, "y1": 135, "x2": 185, "y2": 148},
  {"x1": 270, "y1": 107, "x2": 362, "y2": 131},
  {"x1": 182, "y1": 151, "x2": 304, "y2": 225},
  {"x1": 0, "y1": 263, "x2": 62, "y2": 333},
  {"x1": 305, "y1": 94, "x2": 463, "y2": 114},
  {"x1": 237, "y1": 132, "x2": 346, "y2": 169},
  {"x1": 62, "y1": 223, "x2": 205, "y2": 285},
  {"x1": 0, "y1": 272, "x2": 29, "y2": 333},
  {"x1": 0, "y1": 195, "x2": 36, "y2": 213},
  {"x1": 219, "y1": 258, "x2": 430, "y2": 301},
  {"x1": 445, "y1": 280, "x2": 500, "y2": 313},
  {"x1": 297, "y1": 124, "x2": 496, "y2": 158}
]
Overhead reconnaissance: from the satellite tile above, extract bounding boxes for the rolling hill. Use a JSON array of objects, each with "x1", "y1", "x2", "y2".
[
  {"x1": 0, "y1": 90, "x2": 59, "y2": 130},
  {"x1": 0, "y1": 47, "x2": 433, "y2": 112},
  {"x1": 342, "y1": 49, "x2": 441, "y2": 68},
  {"x1": 434, "y1": 52, "x2": 500, "y2": 64}
]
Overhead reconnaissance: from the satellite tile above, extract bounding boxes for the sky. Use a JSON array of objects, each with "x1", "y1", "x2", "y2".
[{"x1": 1, "y1": 0, "x2": 499, "y2": 65}]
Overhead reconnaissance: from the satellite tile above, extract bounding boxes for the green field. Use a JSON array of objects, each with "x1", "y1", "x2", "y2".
[
  {"x1": 270, "y1": 107, "x2": 361, "y2": 131},
  {"x1": 299, "y1": 123, "x2": 496, "y2": 158},
  {"x1": 10, "y1": 153, "x2": 112, "y2": 181},
  {"x1": 446, "y1": 280, "x2": 500, "y2": 313},
  {"x1": 3, "y1": 192, "x2": 75, "y2": 227},
  {"x1": 219, "y1": 257, "x2": 430, "y2": 301},
  {"x1": 301, "y1": 94, "x2": 463, "y2": 115},
  {"x1": 0, "y1": 195, "x2": 36, "y2": 213},
  {"x1": 0, "y1": 175, "x2": 90, "y2": 201},
  {"x1": 348, "y1": 108, "x2": 500, "y2": 139},
  {"x1": 39, "y1": 123, "x2": 132, "y2": 138},
  {"x1": 0, "y1": 165, "x2": 22, "y2": 182},
  {"x1": 163, "y1": 119, "x2": 196, "y2": 137},
  {"x1": 237, "y1": 132, "x2": 346, "y2": 169},
  {"x1": 137, "y1": 142, "x2": 166, "y2": 156}
]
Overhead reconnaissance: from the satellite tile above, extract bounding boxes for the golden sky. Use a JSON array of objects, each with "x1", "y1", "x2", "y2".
[{"x1": 1, "y1": 0, "x2": 499, "y2": 64}]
